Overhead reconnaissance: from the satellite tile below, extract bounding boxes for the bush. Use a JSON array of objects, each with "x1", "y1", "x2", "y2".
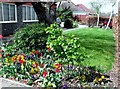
[
  {"x1": 64, "y1": 19, "x2": 73, "y2": 28},
  {"x1": 45, "y1": 24, "x2": 86, "y2": 65},
  {"x1": 12, "y1": 23, "x2": 47, "y2": 51}
]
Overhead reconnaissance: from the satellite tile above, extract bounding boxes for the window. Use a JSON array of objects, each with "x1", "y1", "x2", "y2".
[
  {"x1": 0, "y1": 3, "x2": 17, "y2": 23},
  {"x1": 22, "y1": 5, "x2": 38, "y2": 22}
]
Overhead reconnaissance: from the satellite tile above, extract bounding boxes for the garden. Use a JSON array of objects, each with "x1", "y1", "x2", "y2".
[{"x1": 0, "y1": 23, "x2": 114, "y2": 87}]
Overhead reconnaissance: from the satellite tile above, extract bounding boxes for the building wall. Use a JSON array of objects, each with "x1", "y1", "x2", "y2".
[{"x1": 0, "y1": 3, "x2": 38, "y2": 36}]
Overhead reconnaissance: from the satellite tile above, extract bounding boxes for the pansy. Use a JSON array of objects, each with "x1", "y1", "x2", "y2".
[
  {"x1": 5, "y1": 58, "x2": 9, "y2": 63},
  {"x1": 35, "y1": 50, "x2": 39, "y2": 55},
  {"x1": 52, "y1": 63, "x2": 61, "y2": 69},
  {"x1": 11, "y1": 56, "x2": 16, "y2": 63},
  {"x1": 18, "y1": 58, "x2": 25, "y2": 64},
  {"x1": 46, "y1": 45, "x2": 50, "y2": 48},
  {"x1": 48, "y1": 48, "x2": 51, "y2": 52},
  {"x1": 32, "y1": 62, "x2": 38, "y2": 67},
  {"x1": 30, "y1": 67, "x2": 35, "y2": 74},
  {"x1": 40, "y1": 63, "x2": 44, "y2": 68},
  {"x1": 39, "y1": 53, "x2": 43, "y2": 58},
  {"x1": 42, "y1": 70, "x2": 47, "y2": 78}
]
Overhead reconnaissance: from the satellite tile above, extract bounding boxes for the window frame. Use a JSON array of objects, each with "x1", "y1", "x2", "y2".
[
  {"x1": 0, "y1": 3, "x2": 17, "y2": 23},
  {"x1": 22, "y1": 5, "x2": 38, "y2": 23}
]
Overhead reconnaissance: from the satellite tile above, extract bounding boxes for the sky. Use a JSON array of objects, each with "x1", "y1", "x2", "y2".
[{"x1": 71, "y1": 0, "x2": 119, "y2": 14}]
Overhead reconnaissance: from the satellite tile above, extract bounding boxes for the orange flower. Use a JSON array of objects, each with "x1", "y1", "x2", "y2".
[
  {"x1": 0, "y1": 54, "x2": 2, "y2": 58},
  {"x1": 11, "y1": 56, "x2": 16, "y2": 63}
]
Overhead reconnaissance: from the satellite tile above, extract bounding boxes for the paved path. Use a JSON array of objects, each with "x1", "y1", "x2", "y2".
[
  {"x1": 63, "y1": 24, "x2": 88, "y2": 31},
  {"x1": 0, "y1": 78, "x2": 31, "y2": 87}
]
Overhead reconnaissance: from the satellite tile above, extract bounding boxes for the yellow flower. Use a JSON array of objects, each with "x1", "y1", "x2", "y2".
[
  {"x1": 47, "y1": 83, "x2": 53, "y2": 87},
  {"x1": 34, "y1": 67, "x2": 38, "y2": 72},
  {"x1": 46, "y1": 45, "x2": 50, "y2": 48},
  {"x1": 101, "y1": 76, "x2": 105, "y2": 79},
  {"x1": 81, "y1": 75, "x2": 86, "y2": 81},
  {"x1": 30, "y1": 67, "x2": 35, "y2": 74},
  {"x1": 21, "y1": 55, "x2": 24, "y2": 60},
  {"x1": 94, "y1": 78, "x2": 98, "y2": 83},
  {"x1": 21, "y1": 64, "x2": 24, "y2": 69},
  {"x1": 98, "y1": 78, "x2": 102, "y2": 81},
  {"x1": 5, "y1": 58, "x2": 9, "y2": 63}
]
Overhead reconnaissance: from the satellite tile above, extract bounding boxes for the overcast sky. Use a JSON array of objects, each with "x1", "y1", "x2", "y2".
[{"x1": 71, "y1": 0, "x2": 119, "y2": 13}]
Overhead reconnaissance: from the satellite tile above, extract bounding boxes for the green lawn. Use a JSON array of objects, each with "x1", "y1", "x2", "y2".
[{"x1": 63, "y1": 28, "x2": 114, "y2": 72}]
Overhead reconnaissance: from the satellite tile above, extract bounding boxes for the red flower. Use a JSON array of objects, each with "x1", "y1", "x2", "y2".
[
  {"x1": 18, "y1": 59, "x2": 24, "y2": 64},
  {"x1": 39, "y1": 53, "x2": 43, "y2": 58},
  {"x1": 35, "y1": 50, "x2": 39, "y2": 55},
  {"x1": 40, "y1": 63, "x2": 44, "y2": 68},
  {"x1": 42, "y1": 70, "x2": 47, "y2": 78},
  {"x1": 55, "y1": 68, "x2": 60, "y2": 72},
  {"x1": 55, "y1": 64, "x2": 61, "y2": 69},
  {"x1": 32, "y1": 62, "x2": 38, "y2": 67},
  {"x1": 0, "y1": 35, "x2": 3, "y2": 39},
  {"x1": 48, "y1": 48, "x2": 51, "y2": 52}
]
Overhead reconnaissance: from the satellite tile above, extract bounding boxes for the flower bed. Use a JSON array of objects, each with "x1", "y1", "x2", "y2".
[
  {"x1": 0, "y1": 47, "x2": 112, "y2": 87},
  {"x1": 0, "y1": 23, "x2": 113, "y2": 87}
]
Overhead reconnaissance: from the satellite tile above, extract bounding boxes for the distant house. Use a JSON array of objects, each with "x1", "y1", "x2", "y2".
[
  {"x1": 0, "y1": 2, "x2": 38, "y2": 36},
  {"x1": 59, "y1": 1, "x2": 94, "y2": 24}
]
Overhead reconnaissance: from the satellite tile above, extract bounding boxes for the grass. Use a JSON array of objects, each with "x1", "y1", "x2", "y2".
[{"x1": 63, "y1": 28, "x2": 114, "y2": 72}]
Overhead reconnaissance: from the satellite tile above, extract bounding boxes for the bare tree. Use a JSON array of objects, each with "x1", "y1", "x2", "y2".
[
  {"x1": 90, "y1": 2, "x2": 102, "y2": 27},
  {"x1": 105, "y1": 0, "x2": 118, "y2": 30}
]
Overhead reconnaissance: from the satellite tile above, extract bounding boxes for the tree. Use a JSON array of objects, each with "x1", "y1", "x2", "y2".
[
  {"x1": 14, "y1": 1, "x2": 62, "y2": 25},
  {"x1": 90, "y1": 2, "x2": 102, "y2": 27},
  {"x1": 105, "y1": 0, "x2": 118, "y2": 30}
]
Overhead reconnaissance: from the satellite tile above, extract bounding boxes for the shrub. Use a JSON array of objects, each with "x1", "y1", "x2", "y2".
[
  {"x1": 12, "y1": 23, "x2": 47, "y2": 51},
  {"x1": 45, "y1": 24, "x2": 86, "y2": 65},
  {"x1": 64, "y1": 19, "x2": 73, "y2": 28}
]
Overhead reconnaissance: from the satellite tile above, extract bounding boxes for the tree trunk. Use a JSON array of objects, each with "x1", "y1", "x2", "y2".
[
  {"x1": 105, "y1": 1, "x2": 116, "y2": 30},
  {"x1": 96, "y1": 14, "x2": 100, "y2": 27},
  {"x1": 32, "y1": 2, "x2": 55, "y2": 25}
]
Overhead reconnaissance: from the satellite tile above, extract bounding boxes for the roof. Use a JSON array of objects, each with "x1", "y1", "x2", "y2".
[
  {"x1": 76, "y1": 4, "x2": 94, "y2": 14},
  {"x1": 59, "y1": 1, "x2": 94, "y2": 14}
]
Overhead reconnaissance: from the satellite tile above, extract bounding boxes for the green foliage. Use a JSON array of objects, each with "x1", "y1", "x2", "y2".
[
  {"x1": 64, "y1": 19, "x2": 73, "y2": 28},
  {"x1": 56, "y1": 7, "x2": 73, "y2": 21},
  {"x1": 45, "y1": 24, "x2": 86, "y2": 65},
  {"x1": 12, "y1": 23, "x2": 47, "y2": 51}
]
